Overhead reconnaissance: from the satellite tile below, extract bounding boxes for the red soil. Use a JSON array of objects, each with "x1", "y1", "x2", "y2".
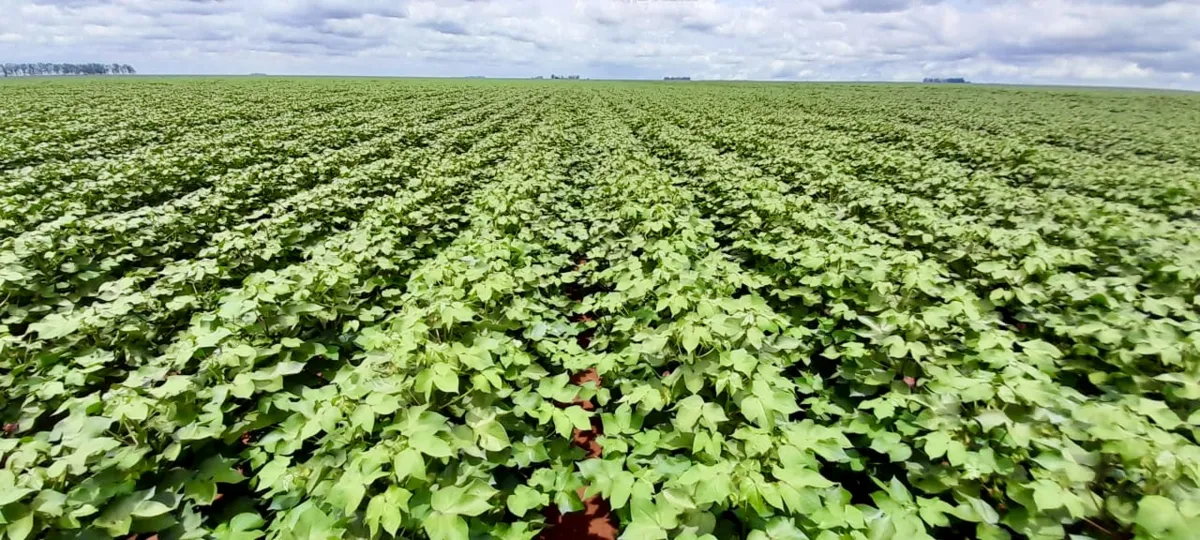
[
  {"x1": 539, "y1": 267, "x2": 617, "y2": 540},
  {"x1": 572, "y1": 419, "x2": 604, "y2": 459},
  {"x1": 539, "y1": 488, "x2": 618, "y2": 540},
  {"x1": 539, "y1": 331, "x2": 617, "y2": 540}
]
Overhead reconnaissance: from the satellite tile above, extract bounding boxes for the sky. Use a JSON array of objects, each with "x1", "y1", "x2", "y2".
[{"x1": 2, "y1": 0, "x2": 1199, "y2": 89}]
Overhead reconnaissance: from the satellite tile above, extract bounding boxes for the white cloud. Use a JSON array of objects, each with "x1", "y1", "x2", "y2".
[{"x1": 1, "y1": 0, "x2": 1198, "y2": 88}]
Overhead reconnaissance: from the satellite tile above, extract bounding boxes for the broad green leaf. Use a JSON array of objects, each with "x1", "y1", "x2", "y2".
[
  {"x1": 365, "y1": 487, "x2": 410, "y2": 536},
  {"x1": 0, "y1": 471, "x2": 32, "y2": 506},
  {"x1": 393, "y1": 448, "x2": 427, "y2": 480},
  {"x1": 675, "y1": 395, "x2": 704, "y2": 432},
  {"x1": 506, "y1": 485, "x2": 548, "y2": 516},
  {"x1": 431, "y1": 481, "x2": 499, "y2": 517},
  {"x1": 1136, "y1": 495, "x2": 1181, "y2": 536},
  {"x1": 411, "y1": 432, "x2": 455, "y2": 458},
  {"x1": 424, "y1": 512, "x2": 469, "y2": 540},
  {"x1": 740, "y1": 396, "x2": 769, "y2": 426}
]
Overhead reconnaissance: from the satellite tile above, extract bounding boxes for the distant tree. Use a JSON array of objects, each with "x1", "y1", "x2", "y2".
[{"x1": 0, "y1": 62, "x2": 137, "y2": 76}]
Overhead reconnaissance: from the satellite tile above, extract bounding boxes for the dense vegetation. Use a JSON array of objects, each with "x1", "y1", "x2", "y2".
[
  {"x1": 1, "y1": 63, "x2": 136, "y2": 77},
  {"x1": 2, "y1": 77, "x2": 1200, "y2": 540}
]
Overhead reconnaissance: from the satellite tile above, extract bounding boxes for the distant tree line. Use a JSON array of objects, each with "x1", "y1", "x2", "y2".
[
  {"x1": 923, "y1": 77, "x2": 968, "y2": 84},
  {"x1": 664, "y1": 76, "x2": 691, "y2": 81},
  {"x1": 1, "y1": 63, "x2": 137, "y2": 77}
]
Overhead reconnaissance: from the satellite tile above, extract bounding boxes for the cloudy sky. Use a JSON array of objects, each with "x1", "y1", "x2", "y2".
[{"x1": 2, "y1": 0, "x2": 1199, "y2": 89}]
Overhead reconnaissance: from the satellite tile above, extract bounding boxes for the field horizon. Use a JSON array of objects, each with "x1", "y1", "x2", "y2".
[{"x1": 4, "y1": 74, "x2": 1198, "y2": 94}]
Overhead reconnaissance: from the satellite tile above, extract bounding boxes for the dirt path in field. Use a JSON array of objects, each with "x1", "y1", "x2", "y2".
[
  {"x1": 539, "y1": 366, "x2": 616, "y2": 540},
  {"x1": 539, "y1": 256, "x2": 617, "y2": 540}
]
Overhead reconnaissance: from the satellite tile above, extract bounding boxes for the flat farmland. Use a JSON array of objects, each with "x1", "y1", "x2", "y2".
[{"x1": 2, "y1": 77, "x2": 1200, "y2": 540}]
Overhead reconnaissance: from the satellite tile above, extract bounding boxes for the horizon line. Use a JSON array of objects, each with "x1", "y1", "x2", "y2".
[{"x1": 2, "y1": 73, "x2": 1196, "y2": 92}]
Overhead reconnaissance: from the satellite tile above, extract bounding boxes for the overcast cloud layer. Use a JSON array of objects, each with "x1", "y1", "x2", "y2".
[{"x1": 2, "y1": 0, "x2": 1199, "y2": 89}]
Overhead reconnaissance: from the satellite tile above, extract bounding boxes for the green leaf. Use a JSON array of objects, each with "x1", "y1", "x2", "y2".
[
  {"x1": 30, "y1": 490, "x2": 67, "y2": 517},
  {"x1": 255, "y1": 457, "x2": 289, "y2": 491},
  {"x1": 214, "y1": 512, "x2": 266, "y2": 540},
  {"x1": 624, "y1": 521, "x2": 669, "y2": 540},
  {"x1": 506, "y1": 485, "x2": 548, "y2": 516},
  {"x1": 564, "y1": 407, "x2": 592, "y2": 431},
  {"x1": 27, "y1": 313, "x2": 80, "y2": 340},
  {"x1": 924, "y1": 431, "x2": 951, "y2": 459},
  {"x1": 779, "y1": 468, "x2": 834, "y2": 489},
  {"x1": 475, "y1": 418, "x2": 510, "y2": 452},
  {"x1": 131, "y1": 499, "x2": 173, "y2": 518},
  {"x1": 393, "y1": 448, "x2": 427, "y2": 480},
  {"x1": 675, "y1": 395, "x2": 704, "y2": 432},
  {"x1": 726, "y1": 349, "x2": 758, "y2": 375},
  {"x1": 681, "y1": 326, "x2": 702, "y2": 354},
  {"x1": 431, "y1": 481, "x2": 499, "y2": 517},
  {"x1": 740, "y1": 396, "x2": 769, "y2": 426},
  {"x1": 473, "y1": 282, "x2": 493, "y2": 303},
  {"x1": 955, "y1": 494, "x2": 999, "y2": 525},
  {"x1": 917, "y1": 498, "x2": 955, "y2": 527},
  {"x1": 611, "y1": 472, "x2": 636, "y2": 510},
  {"x1": 430, "y1": 363, "x2": 460, "y2": 394},
  {"x1": 328, "y1": 472, "x2": 366, "y2": 515},
  {"x1": 424, "y1": 512, "x2": 469, "y2": 540},
  {"x1": 975, "y1": 409, "x2": 1008, "y2": 431},
  {"x1": 1032, "y1": 480, "x2": 1064, "y2": 511},
  {"x1": 365, "y1": 487, "x2": 410, "y2": 536},
  {"x1": 1136, "y1": 495, "x2": 1181, "y2": 536},
  {"x1": 0, "y1": 471, "x2": 32, "y2": 506},
  {"x1": 411, "y1": 432, "x2": 455, "y2": 458},
  {"x1": 5, "y1": 512, "x2": 34, "y2": 540},
  {"x1": 351, "y1": 405, "x2": 375, "y2": 433}
]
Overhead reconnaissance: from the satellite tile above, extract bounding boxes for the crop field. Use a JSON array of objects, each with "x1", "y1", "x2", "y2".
[{"x1": 2, "y1": 77, "x2": 1200, "y2": 540}]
